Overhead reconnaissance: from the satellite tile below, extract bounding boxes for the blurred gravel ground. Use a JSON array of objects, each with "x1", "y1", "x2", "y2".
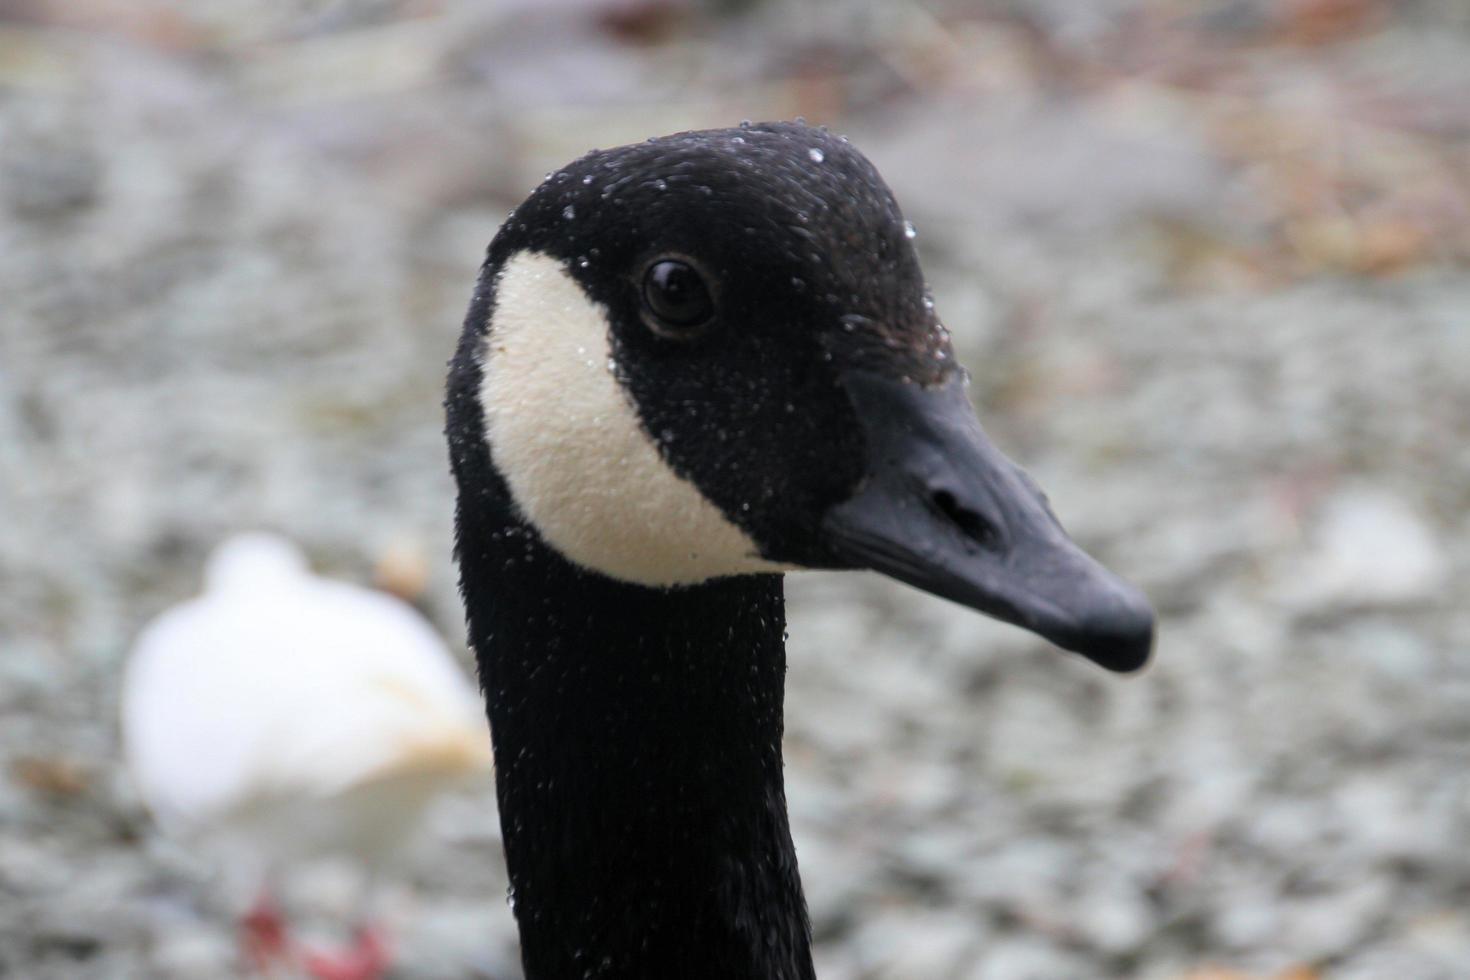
[{"x1": 2, "y1": 1, "x2": 1468, "y2": 977}]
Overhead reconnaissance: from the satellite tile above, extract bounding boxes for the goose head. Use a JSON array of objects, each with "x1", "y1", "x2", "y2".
[{"x1": 455, "y1": 121, "x2": 1153, "y2": 672}]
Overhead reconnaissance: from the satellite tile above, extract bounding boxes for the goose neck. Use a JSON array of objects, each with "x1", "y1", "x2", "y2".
[{"x1": 458, "y1": 516, "x2": 814, "y2": 980}]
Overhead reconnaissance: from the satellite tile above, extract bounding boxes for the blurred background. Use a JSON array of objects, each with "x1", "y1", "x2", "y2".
[{"x1": 2, "y1": 0, "x2": 1468, "y2": 977}]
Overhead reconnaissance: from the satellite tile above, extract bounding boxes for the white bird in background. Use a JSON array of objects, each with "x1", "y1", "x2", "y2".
[{"x1": 122, "y1": 532, "x2": 493, "y2": 980}]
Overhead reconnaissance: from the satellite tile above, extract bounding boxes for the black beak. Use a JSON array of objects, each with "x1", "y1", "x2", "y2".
[{"x1": 820, "y1": 371, "x2": 1155, "y2": 672}]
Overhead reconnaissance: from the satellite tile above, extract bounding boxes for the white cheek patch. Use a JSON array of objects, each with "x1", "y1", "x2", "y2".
[{"x1": 479, "y1": 250, "x2": 790, "y2": 587}]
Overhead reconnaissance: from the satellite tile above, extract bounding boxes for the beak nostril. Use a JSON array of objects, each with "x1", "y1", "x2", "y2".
[{"x1": 930, "y1": 489, "x2": 1001, "y2": 551}]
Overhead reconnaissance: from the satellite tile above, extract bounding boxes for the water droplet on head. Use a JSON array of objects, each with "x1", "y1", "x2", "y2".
[
  {"x1": 654, "y1": 179, "x2": 668, "y2": 191},
  {"x1": 582, "y1": 174, "x2": 594, "y2": 185},
  {"x1": 739, "y1": 119, "x2": 751, "y2": 128},
  {"x1": 731, "y1": 135, "x2": 745, "y2": 144},
  {"x1": 577, "y1": 256, "x2": 590, "y2": 269},
  {"x1": 807, "y1": 147, "x2": 824, "y2": 163},
  {"x1": 923, "y1": 296, "x2": 934, "y2": 311},
  {"x1": 903, "y1": 220, "x2": 917, "y2": 239},
  {"x1": 562, "y1": 205, "x2": 576, "y2": 220}
]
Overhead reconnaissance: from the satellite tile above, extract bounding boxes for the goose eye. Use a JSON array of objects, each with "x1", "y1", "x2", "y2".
[{"x1": 641, "y1": 259, "x2": 713, "y2": 335}]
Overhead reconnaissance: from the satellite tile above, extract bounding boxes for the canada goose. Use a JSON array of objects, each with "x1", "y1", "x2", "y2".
[
  {"x1": 122, "y1": 532, "x2": 492, "y2": 979},
  {"x1": 445, "y1": 121, "x2": 1154, "y2": 979}
]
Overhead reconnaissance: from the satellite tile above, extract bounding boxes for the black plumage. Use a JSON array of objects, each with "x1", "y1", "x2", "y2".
[{"x1": 446, "y1": 121, "x2": 1153, "y2": 980}]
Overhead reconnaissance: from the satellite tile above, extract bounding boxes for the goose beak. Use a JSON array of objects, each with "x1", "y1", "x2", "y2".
[{"x1": 819, "y1": 371, "x2": 1155, "y2": 673}]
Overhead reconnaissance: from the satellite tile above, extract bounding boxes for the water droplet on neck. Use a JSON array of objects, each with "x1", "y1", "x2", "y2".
[
  {"x1": 903, "y1": 220, "x2": 917, "y2": 239},
  {"x1": 807, "y1": 147, "x2": 824, "y2": 163},
  {"x1": 562, "y1": 205, "x2": 576, "y2": 220}
]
